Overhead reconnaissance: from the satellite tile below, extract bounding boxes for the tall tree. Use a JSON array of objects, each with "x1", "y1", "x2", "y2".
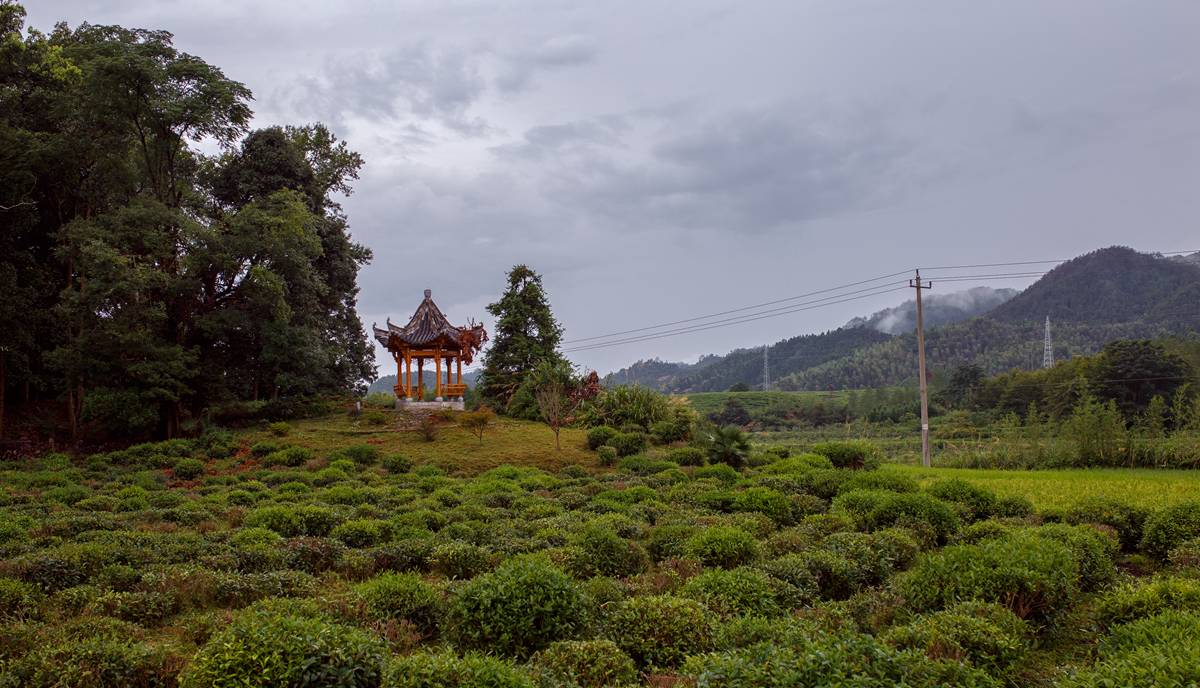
[{"x1": 478, "y1": 265, "x2": 563, "y2": 409}]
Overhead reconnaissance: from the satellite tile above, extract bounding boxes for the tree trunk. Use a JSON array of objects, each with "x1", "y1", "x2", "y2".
[{"x1": 554, "y1": 426, "x2": 561, "y2": 451}]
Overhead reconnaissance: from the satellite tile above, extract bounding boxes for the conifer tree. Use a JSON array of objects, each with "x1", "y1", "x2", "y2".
[{"x1": 478, "y1": 265, "x2": 563, "y2": 409}]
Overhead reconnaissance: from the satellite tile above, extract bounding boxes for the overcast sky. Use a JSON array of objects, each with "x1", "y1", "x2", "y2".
[{"x1": 28, "y1": 1, "x2": 1200, "y2": 375}]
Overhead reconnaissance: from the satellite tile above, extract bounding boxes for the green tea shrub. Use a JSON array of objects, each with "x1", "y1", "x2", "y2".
[
  {"x1": 798, "y1": 468, "x2": 851, "y2": 499},
  {"x1": 445, "y1": 556, "x2": 586, "y2": 658},
  {"x1": 732, "y1": 487, "x2": 794, "y2": 525},
  {"x1": 242, "y1": 505, "x2": 303, "y2": 537},
  {"x1": 646, "y1": 524, "x2": 697, "y2": 562},
  {"x1": 882, "y1": 601, "x2": 1028, "y2": 676},
  {"x1": 1097, "y1": 576, "x2": 1200, "y2": 628},
  {"x1": 838, "y1": 470, "x2": 919, "y2": 495},
  {"x1": 897, "y1": 532, "x2": 1078, "y2": 623},
  {"x1": 1059, "y1": 611, "x2": 1200, "y2": 688},
  {"x1": 332, "y1": 519, "x2": 390, "y2": 548},
  {"x1": 250, "y1": 440, "x2": 280, "y2": 457},
  {"x1": 283, "y1": 537, "x2": 346, "y2": 574},
  {"x1": 596, "y1": 446, "x2": 618, "y2": 466},
  {"x1": 268, "y1": 421, "x2": 291, "y2": 436},
  {"x1": 8, "y1": 638, "x2": 178, "y2": 688},
  {"x1": 925, "y1": 479, "x2": 997, "y2": 522},
  {"x1": 680, "y1": 567, "x2": 783, "y2": 617},
  {"x1": 0, "y1": 577, "x2": 41, "y2": 621},
  {"x1": 1031, "y1": 523, "x2": 1117, "y2": 591},
  {"x1": 604, "y1": 595, "x2": 714, "y2": 668},
  {"x1": 355, "y1": 572, "x2": 442, "y2": 634},
  {"x1": 693, "y1": 462, "x2": 741, "y2": 484},
  {"x1": 608, "y1": 432, "x2": 647, "y2": 457},
  {"x1": 571, "y1": 525, "x2": 649, "y2": 577},
  {"x1": 809, "y1": 440, "x2": 882, "y2": 470},
  {"x1": 261, "y1": 446, "x2": 312, "y2": 467},
  {"x1": 432, "y1": 542, "x2": 492, "y2": 580},
  {"x1": 1063, "y1": 496, "x2": 1148, "y2": 551},
  {"x1": 211, "y1": 570, "x2": 317, "y2": 608},
  {"x1": 1169, "y1": 537, "x2": 1200, "y2": 569},
  {"x1": 338, "y1": 444, "x2": 381, "y2": 465},
  {"x1": 385, "y1": 651, "x2": 533, "y2": 688},
  {"x1": 681, "y1": 630, "x2": 1000, "y2": 688},
  {"x1": 180, "y1": 610, "x2": 385, "y2": 688},
  {"x1": 85, "y1": 590, "x2": 179, "y2": 625},
  {"x1": 763, "y1": 453, "x2": 834, "y2": 475},
  {"x1": 833, "y1": 490, "x2": 960, "y2": 544},
  {"x1": 295, "y1": 504, "x2": 339, "y2": 536},
  {"x1": 586, "y1": 426, "x2": 618, "y2": 451},
  {"x1": 668, "y1": 446, "x2": 707, "y2": 466},
  {"x1": 955, "y1": 520, "x2": 1012, "y2": 545},
  {"x1": 755, "y1": 553, "x2": 818, "y2": 602},
  {"x1": 683, "y1": 526, "x2": 759, "y2": 568},
  {"x1": 529, "y1": 639, "x2": 637, "y2": 688},
  {"x1": 231, "y1": 527, "x2": 283, "y2": 548},
  {"x1": 993, "y1": 495, "x2": 1033, "y2": 518},
  {"x1": 43, "y1": 483, "x2": 89, "y2": 505},
  {"x1": 1140, "y1": 500, "x2": 1200, "y2": 559},
  {"x1": 382, "y1": 453, "x2": 412, "y2": 473},
  {"x1": 172, "y1": 458, "x2": 206, "y2": 480}
]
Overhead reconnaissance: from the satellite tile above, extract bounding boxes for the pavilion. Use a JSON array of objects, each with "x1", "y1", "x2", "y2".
[{"x1": 373, "y1": 289, "x2": 487, "y2": 408}]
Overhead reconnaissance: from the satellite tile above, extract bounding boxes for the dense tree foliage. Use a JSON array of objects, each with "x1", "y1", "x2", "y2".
[
  {"x1": 477, "y1": 265, "x2": 564, "y2": 411},
  {"x1": 0, "y1": 4, "x2": 373, "y2": 439}
]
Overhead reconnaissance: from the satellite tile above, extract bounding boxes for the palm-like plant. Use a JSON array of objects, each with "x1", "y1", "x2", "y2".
[{"x1": 707, "y1": 425, "x2": 751, "y2": 468}]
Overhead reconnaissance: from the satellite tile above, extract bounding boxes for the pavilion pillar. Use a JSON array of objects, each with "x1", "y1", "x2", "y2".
[
  {"x1": 417, "y1": 358, "x2": 424, "y2": 401},
  {"x1": 456, "y1": 358, "x2": 462, "y2": 386},
  {"x1": 434, "y1": 349, "x2": 443, "y2": 401},
  {"x1": 404, "y1": 353, "x2": 412, "y2": 400}
]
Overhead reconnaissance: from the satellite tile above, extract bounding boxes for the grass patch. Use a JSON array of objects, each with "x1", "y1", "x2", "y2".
[
  {"x1": 235, "y1": 412, "x2": 596, "y2": 475},
  {"x1": 890, "y1": 464, "x2": 1200, "y2": 510}
]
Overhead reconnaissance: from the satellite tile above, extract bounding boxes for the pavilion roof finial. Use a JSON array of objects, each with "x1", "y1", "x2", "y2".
[{"x1": 424, "y1": 289, "x2": 432, "y2": 299}]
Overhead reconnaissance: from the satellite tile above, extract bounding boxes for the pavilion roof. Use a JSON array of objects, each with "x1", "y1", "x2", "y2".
[{"x1": 374, "y1": 289, "x2": 465, "y2": 348}]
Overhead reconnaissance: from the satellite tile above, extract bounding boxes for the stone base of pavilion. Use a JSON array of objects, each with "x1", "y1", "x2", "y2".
[{"x1": 397, "y1": 399, "x2": 465, "y2": 411}]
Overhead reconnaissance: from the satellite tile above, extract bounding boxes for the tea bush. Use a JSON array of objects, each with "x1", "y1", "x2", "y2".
[
  {"x1": 898, "y1": 531, "x2": 1079, "y2": 623},
  {"x1": 683, "y1": 526, "x2": 759, "y2": 568},
  {"x1": 809, "y1": 440, "x2": 882, "y2": 470},
  {"x1": 181, "y1": 610, "x2": 385, "y2": 687},
  {"x1": 882, "y1": 601, "x2": 1028, "y2": 676},
  {"x1": 445, "y1": 556, "x2": 586, "y2": 658},
  {"x1": 355, "y1": 572, "x2": 443, "y2": 634},
  {"x1": 925, "y1": 479, "x2": 998, "y2": 522},
  {"x1": 529, "y1": 639, "x2": 637, "y2": 688},
  {"x1": 1140, "y1": 499, "x2": 1200, "y2": 559},
  {"x1": 604, "y1": 595, "x2": 714, "y2": 669},
  {"x1": 585, "y1": 426, "x2": 618, "y2": 451},
  {"x1": 1097, "y1": 576, "x2": 1200, "y2": 628},
  {"x1": 1062, "y1": 495, "x2": 1149, "y2": 551},
  {"x1": 386, "y1": 651, "x2": 533, "y2": 688},
  {"x1": 173, "y1": 458, "x2": 206, "y2": 480},
  {"x1": 680, "y1": 567, "x2": 784, "y2": 617}
]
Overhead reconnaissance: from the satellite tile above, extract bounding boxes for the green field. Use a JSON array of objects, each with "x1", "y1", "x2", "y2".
[
  {"x1": 888, "y1": 464, "x2": 1200, "y2": 510},
  {"x1": 679, "y1": 390, "x2": 853, "y2": 417}
]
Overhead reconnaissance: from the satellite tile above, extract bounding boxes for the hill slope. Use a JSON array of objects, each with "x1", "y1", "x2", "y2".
[
  {"x1": 847, "y1": 286, "x2": 1017, "y2": 334},
  {"x1": 779, "y1": 247, "x2": 1200, "y2": 390}
]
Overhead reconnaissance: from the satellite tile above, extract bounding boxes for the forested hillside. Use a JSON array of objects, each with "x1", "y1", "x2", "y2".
[
  {"x1": 846, "y1": 286, "x2": 1017, "y2": 334},
  {"x1": 604, "y1": 327, "x2": 892, "y2": 393},
  {"x1": 779, "y1": 248, "x2": 1200, "y2": 390}
]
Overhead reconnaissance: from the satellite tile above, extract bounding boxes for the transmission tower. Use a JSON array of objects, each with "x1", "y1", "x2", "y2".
[
  {"x1": 762, "y1": 345, "x2": 770, "y2": 392},
  {"x1": 1043, "y1": 316, "x2": 1054, "y2": 369}
]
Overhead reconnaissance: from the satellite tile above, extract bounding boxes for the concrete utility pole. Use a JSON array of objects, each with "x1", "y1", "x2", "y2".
[
  {"x1": 763, "y1": 345, "x2": 770, "y2": 392},
  {"x1": 910, "y1": 269, "x2": 933, "y2": 468}
]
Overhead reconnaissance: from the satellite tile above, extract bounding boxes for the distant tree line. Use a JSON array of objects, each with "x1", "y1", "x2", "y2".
[{"x1": 0, "y1": 4, "x2": 374, "y2": 440}]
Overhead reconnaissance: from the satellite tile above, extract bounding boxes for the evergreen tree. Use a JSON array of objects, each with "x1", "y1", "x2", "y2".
[{"x1": 478, "y1": 265, "x2": 563, "y2": 409}]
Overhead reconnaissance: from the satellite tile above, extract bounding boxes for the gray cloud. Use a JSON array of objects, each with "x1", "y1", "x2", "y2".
[{"x1": 26, "y1": 0, "x2": 1200, "y2": 375}]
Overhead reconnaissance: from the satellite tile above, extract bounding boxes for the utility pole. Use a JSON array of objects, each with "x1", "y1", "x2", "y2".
[
  {"x1": 763, "y1": 345, "x2": 770, "y2": 392},
  {"x1": 910, "y1": 269, "x2": 933, "y2": 467}
]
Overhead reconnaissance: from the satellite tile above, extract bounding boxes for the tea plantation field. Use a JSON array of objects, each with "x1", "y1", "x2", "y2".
[{"x1": 2, "y1": 417, "x2": 1199, "y2": 687}]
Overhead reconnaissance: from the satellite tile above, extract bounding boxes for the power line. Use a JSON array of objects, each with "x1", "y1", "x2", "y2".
[
  {"x1": 563, "y1": 285, "x2": 910, "y2": 353},
  {"x1": 562, "y1": 269, "x2": 912, "y2": 345}
]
